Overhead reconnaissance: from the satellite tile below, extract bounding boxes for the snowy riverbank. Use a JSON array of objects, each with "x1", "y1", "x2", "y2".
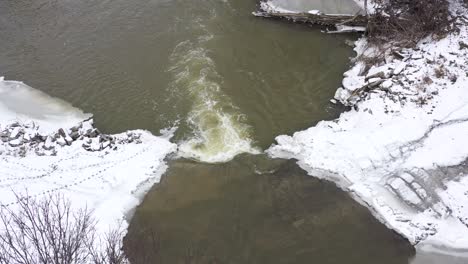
[
  {"x1": 266, "y1": 0, "x2": 468, "y2": 256},
  {"x1": 0, "y1": 79, "x2": 176, "y2": 235}
]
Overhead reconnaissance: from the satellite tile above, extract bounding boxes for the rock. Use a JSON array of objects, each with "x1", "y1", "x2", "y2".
[
  {"x1": 23, "y1": 133, "x2": 31, "y2": 142},
  {"x1": 342, "y1": 76, "x2": 365, "y2": 91},
  {"x1": 64, "y1": 135, "x2": 73, "y2": 145},
  {"x1": 80, "y1": 121, "x2": 94, "y2": 134},
  {"x1": 9, "y1": 122, "x2": 20, "y2": 128},
  {"x1": 86, "y1": 129, "x2": 100, "y2": 138},
  {"x1": 70, "y1": 131, "x2": 80, "y2": 140},
  {"x1": 366, "y1": 71, "x2": 387, "y2": 80},
  {"x1": 385, "y1": 55, "x2": 394, "y2": 64},
  {"x1": 35, "y1": 149, "x2": 45, "y2": 156},
  {"x1": 368, "y1": 78, "x2": 384, "y2": 88},
  {"x1": 334, "y1": 87, "x2": 352, "y2": 104},
  {"x1": 392, "y1": 50, "x2": 406, "y2": 60},
  {"x1": 1, "y1": 129, "x2": 9, "y2": 142},
  {"x1": 102, "y1": 141, "x2": 111, "y2": 149},
  {"x1": 90, "y1": 139, "x2": 101, "y2": 151},
  {"x1": 380, "y1": 80, "x2": 393, "y2": 89},
  {"x1": 411, "y1": 53, "x2": 423, "y2": 60},
  {"x1": 58, "y1": 128, "x2": 73, "y2": 145},
  {"x1": 56, "y1": 136, "x2": 67, "y2": 147},
  {"x1": 70, "y1": 123, "x2": 82, "y2": 132},
  {"x1": 366, "y1": 66, "x2": 391, "y2": 80},
  {"x1": 31, "y1": 133, "x2": 45, "y2": 142},
  {"x1": 9, "y1": 127, "x2": 22, "y2": 139},
  {"x1": 24, "y1": 121, "x2": 35, "y2": 129},
  {"x1": 58, "y1": 128, "x2": 67, "y2": 138},
  {"x1": 8, "y1": 136, "x2": 23, "y2": 147},
  {"x1": 393, "y1": 62, "x2": 407, "y2": 75},
  {"x1": 43, "y1": 136, "x2": 54, "y2": 150}
]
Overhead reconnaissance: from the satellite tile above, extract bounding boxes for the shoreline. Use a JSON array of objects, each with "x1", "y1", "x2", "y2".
[
  {"x1": 0, "y1": 79, "x2": 176, "y2": 237},
  {"x1": 262, "y1": 0, "x2": 468, "y2": 257}
]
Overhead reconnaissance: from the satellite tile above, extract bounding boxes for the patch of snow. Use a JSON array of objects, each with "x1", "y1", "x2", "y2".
[
  {"x1": 268, "y1": 2, "x2": 468, "y2": 255},
  {"x1": 0, "y1": 78, "x2": 176, "y2": 243}
]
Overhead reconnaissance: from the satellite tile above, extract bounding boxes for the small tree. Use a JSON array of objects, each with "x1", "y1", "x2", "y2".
[{"x1": 0, "y1": 193, "x2": 128, "y2": 264}]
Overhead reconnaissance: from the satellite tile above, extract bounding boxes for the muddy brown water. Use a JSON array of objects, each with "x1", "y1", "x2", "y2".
[
  {"x1": 0, "y1": 0, "x2": 416, "y2": 263},
  {"x1": 125, "y1": 156, "x2": 414, "y2": 264}
]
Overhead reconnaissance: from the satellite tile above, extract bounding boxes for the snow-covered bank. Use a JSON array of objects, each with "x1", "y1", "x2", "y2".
[
  {"x1": 268, "y1": 0, "x2": 468, "y2": 255},
  {"x1": 0, "y1": 79, "x2": 176, "y2": 235}
]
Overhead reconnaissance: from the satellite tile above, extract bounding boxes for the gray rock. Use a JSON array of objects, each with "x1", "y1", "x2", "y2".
[
  {"x1": 86, "y1": 129, "x2": 100, "y2": 138},
  {"x1": 9, "y1": 127, "x2": 22, "y2": 139},
  {"x1": 70, "y1": 131, "x2": 80, "y2": 140},
  {"x1": 70, "y1": 123, "x2": 82, "y2": 132},
  {"x1": 56, "y1": 137, "x2": 67, "y2": 147},
  {"x1": 9, "y1": 122, "x2": 20, "y2": 128},
  {"x1": 9, "y1": 136, "x2": 24, "y2": 147},
  {"x1": 393, "y1": 62, "x2": 407, "y2": 75},
  {"x1": 58, "y1": 128, "x2": 67, "y2": 138},
  {"x1": 43, "y1": 136, "x2": 54, "y2": 150},
  {"x1": 368, "y1": 78, "x2": 384, "y2": 88},
  {"x1": 102, "y1": 141, "x2": 111, "y2": 149}
]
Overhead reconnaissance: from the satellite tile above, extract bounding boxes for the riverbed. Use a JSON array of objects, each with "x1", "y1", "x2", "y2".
[{"x1": 0, "y1": 0, "x2": 418, "y2": 262}]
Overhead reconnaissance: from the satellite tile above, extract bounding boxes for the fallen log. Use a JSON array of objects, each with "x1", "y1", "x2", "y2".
[{"x1": 254, "y1": 11, "x2": 368, "y2": 28}]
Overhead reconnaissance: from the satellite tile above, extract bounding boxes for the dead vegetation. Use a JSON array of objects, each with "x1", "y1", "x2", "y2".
[
  {"x1": 0, "y1": 194, "x2": 128, "y2": 264},
  {"x1": 367, "y1": 0, "x2": 454, "y2": 47}
]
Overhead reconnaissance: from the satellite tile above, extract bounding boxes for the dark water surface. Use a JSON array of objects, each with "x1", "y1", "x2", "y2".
[
  {"x1": 125, "y1": 156, "x2": 413, "y2": 263},
  {"x1": 0, "y1": 0, "x2": 416, "y2": 262}
]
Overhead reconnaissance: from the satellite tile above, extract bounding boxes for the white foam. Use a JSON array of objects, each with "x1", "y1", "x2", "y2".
[{"x1": 168, "y1": 38, "x2": 260, "y2": 163}]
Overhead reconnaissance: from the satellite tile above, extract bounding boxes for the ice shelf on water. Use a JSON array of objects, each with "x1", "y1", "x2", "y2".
[
  {"x1": 259, "y1": 0, "x2": 364, "y2": 15},
  {"x1": 0, "y1": 78, "x2": 92, "y2": 133},
  {"x1": 0, "y1": 78, "x2": 176, "y2": 237},
  {"x1": 268, "y1": 0, "x2": 468, "y2": 257}
]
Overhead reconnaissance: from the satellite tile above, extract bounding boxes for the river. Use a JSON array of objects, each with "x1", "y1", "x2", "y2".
[{"x1": 0, "y1": 0, "x2": 420, "y2": 263}]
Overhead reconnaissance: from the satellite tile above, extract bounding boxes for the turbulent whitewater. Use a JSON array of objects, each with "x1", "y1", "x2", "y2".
[{"x1": 168, "y1": 17, "x2": 260, "y2": 163}]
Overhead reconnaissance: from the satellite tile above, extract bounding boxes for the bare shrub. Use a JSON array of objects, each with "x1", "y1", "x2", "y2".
[
  {"x1": 367, "y1": 0, "x2": 453, "y2": 46},
  {"x1": 88, "y1": 229, "x2": 129, "y2": 264},
  {"x1": 0, "y1": 194, "x2": 128, "y2": 264}
]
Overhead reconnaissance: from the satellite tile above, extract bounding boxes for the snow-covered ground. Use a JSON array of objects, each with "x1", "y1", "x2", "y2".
[
  {"x1": 267, "y1": 0, "x2": 468, "y2": 256},
  {"x1": 0, "y1": 79, "x2": 176, "y2": 235}
]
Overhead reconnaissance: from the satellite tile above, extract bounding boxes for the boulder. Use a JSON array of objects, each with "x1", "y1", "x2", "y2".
[
  {"x1": 9, "y1": 127, "x2": 22, "y2": 139},
  {"x1": 56, "y1": 136, "x2": 67, "y2": 147},
  {"x1": 393, "y1": 62, "x2": 407, "y2": 75},
  {"x1": 8, "y1": 136, "x2": 24, "y2": 147},
  {"x1": 43, "y1": 136, "x2": 54, "y2": 150},
  {"x1": 70, "y1": 131, "x2": 80, "y2": 140}
]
